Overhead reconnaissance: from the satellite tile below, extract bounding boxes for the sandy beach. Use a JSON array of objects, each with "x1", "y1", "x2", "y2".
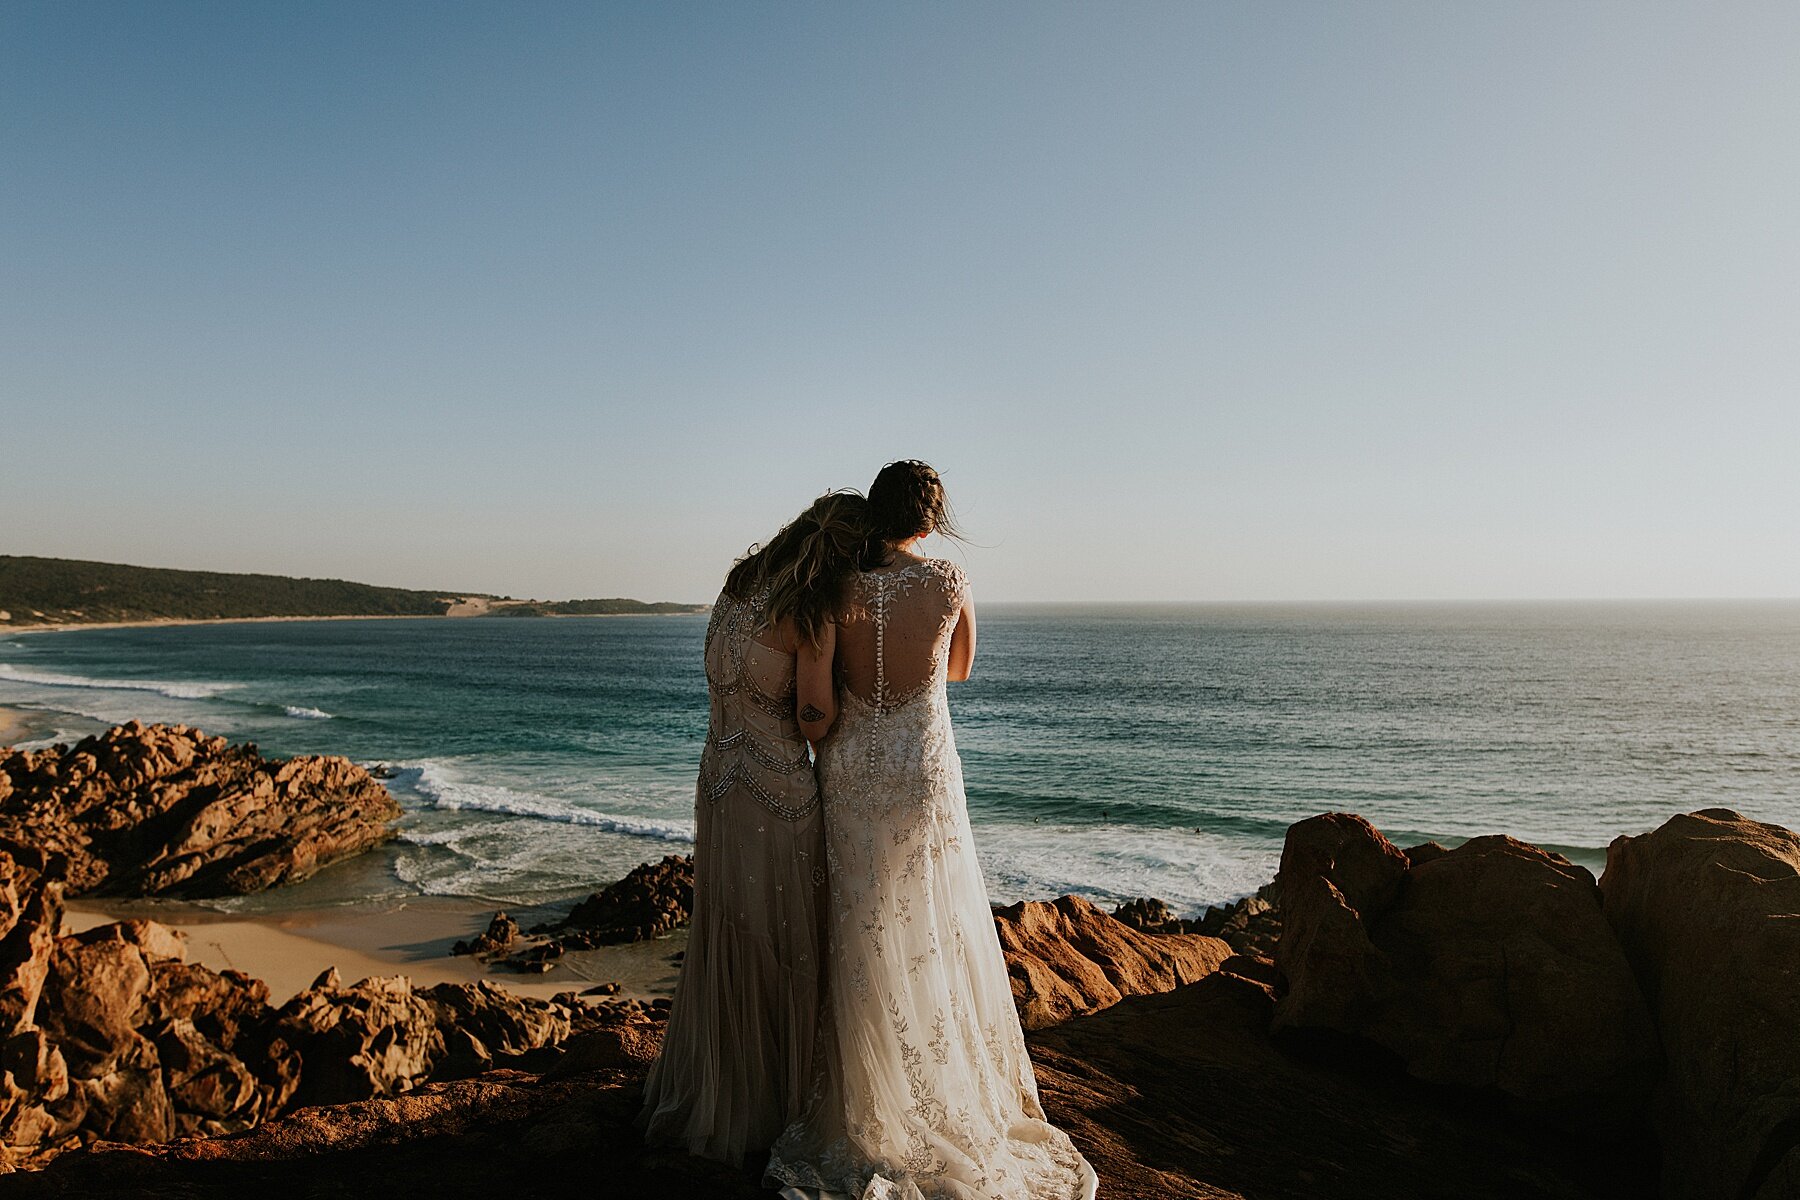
[
  {"x1": 64, "y1": 895, "x2": 686, "y2": 1006},
  {"x1": 0, "y1": 705, "x2": 30, "y2": 747},
  {"x1": 0, "y1": 703, "x2": 62, "y2": 748}
]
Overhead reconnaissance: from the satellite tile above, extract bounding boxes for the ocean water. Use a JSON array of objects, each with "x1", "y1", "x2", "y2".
[{"x1": 2, "y1": 602, "x2": 1797, "y2": 916}]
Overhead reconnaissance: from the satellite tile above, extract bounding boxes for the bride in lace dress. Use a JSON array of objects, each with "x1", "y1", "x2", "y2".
[
  {"x1": 639, "y1": 491, "x2": 869, "y2": 1165},
  {"x1": 768, "y1": 461, "x2": 1097, "y2": 1200}
]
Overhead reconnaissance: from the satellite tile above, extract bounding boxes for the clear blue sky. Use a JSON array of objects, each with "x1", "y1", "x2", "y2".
[{"x1": 4, "y1": 3, "x2": 1796, "y2": 602}]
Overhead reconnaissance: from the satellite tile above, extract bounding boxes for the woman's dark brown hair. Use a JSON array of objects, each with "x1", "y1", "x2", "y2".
[
  {"x1": 723, "y1": 491, "x2": 869, "y2": 648},
  {"x1": 862, "y1": 460, "x2": 960, "y2": 567}
]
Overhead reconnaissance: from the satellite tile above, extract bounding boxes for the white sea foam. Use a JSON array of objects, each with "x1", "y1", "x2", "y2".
[
  {"x1": 396, "y1": 760, "x2": 696, "y2": 843},
  {"x1": 975, "y1": 821, "x2": 1281, "y2": 915},
  {"x1": 284, "y1": 705, "x2": 333, "y2": 720},
  {"x1": 0, "y1": 663, "x2": 240, "y2": 701}
]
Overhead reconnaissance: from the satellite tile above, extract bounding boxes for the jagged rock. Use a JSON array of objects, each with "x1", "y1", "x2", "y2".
[
  {"x1": 992, "y1": 894, "x2": 1232, "y2": 1030},
  {"x1": 1196, "y1": 893, "x2": 1281, "y2": 958},
  {"x1": 1273, "y1": 814, "x2": 1659, "y2": 1134},
  {"x1": 39, "y1": 933, "x2": 157, "y2": 1074},
  {"x1": 421, "y1": 981, "x2": 574, "y2": 1063},
  {"x1": 151, "y1": 1018, "x2": 262, "y2": 1135},
  {"x1": 451, "y1": 911, "x2": 520, "y2": 957},
  {"x1": 7, "y1": 1056, "x2": 761, "y2": 1200},
  {"x1": 1111, "y1": 897, "x2": 1186, "y2": 932},
  {"x1": 0, "y1": 848, "x2": 60, "y2": 1039},
  {"x1": 0, "y1": 845, "x2": 612, "y2": 1172},
  {"x1": 1600, "y1": 809, "x2": 1800, "y2": 1200},
  {"x1": 0, "y1": 722, "x2": 400, "y2": 898},
  {"x1": 267, "y1": 976, "x2": 446, "y2": 1109},
  {"x1": 533, "y1": 855, "x2": 693, "y2": 949},
  {"x1": 1113, "y1": 886, "x2": 1285, "y2": 963}
]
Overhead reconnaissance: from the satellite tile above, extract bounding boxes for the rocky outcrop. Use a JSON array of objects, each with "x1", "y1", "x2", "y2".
[
  {"x1": 12, "y1": 960, "x2": 1646, "y2": 1200},
  {"x1": 0, "y1": 722, "x2": 400, "y2": 898},
  {"x1": 12, "y1": 808, "x2": 1800, "y2": 1196},
  {"x1": 530, "y1": 855, "x2": 693, "y2": 950},
  {"x1": 1273, "y1": 813, "x2": 1659, "y2": 1134},
  {"x1": 1114, "y1": 884, "x2": 1283, "y2": 959},
  {"x1": 450, "y1": 911, "x2": 519, "y2": 958},
  {"x1": 0, "y1": 846, "x2": 598, "y2": 1171},
  {"x1": 993, "y1": 894, "x2": 1232, "y2": 1030},
  {"x1": 1600, "y1": 809, "x2": 1800, "y2": 1200},
  {"x1": 7, "y1": 1052, "x2": 755, "y2": 1200},
  {"x1": 1028, "y1": 961, "x2": 1647, "y2": 1199}
]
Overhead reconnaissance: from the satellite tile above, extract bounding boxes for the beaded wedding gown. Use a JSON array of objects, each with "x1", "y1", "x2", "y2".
[
  {"x1": 639, "y1": 587, "x2": 827, "y2": 1164},
  {"x1": 766, "y1": 558, "x2": 1097, "y2": 1200}
]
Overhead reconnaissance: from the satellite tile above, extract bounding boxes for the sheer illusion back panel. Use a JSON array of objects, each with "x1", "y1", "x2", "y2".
[
  {"x1": 836, "y1": 558, "x2": 967, "y2": 710},
  {"x1": 765, "y1": 556, "x2": 1097, "y2": 1199}
]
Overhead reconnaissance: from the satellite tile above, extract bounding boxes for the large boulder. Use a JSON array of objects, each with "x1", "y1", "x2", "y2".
[
  {"x1": 1273, "y1": 813, "x2": 1659, "y2": 1133},
  {"x1": 264, "y1": 976, "x2": 448, "y2": 1110},
  {"x1": 1600, "y1": 809, "x2": 1800, "y2": 1200},
  {"x1": 993, "y1": 894, "x2": 1232, "y2": 1030},
  {"x1": 0, "y1": 721, "x2": 400, "y2": 898},
  {"x1": 1028, "y1": 959, "x2": 1645, "y2": 1199},
  {"x1": 0, "y1": 847, "x2": 60, "y2": 1039}
]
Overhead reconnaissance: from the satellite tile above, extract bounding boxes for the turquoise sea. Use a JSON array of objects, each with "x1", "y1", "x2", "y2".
[{"x1": 2, "y1": 602, "x2": 1798, "y2": 915}]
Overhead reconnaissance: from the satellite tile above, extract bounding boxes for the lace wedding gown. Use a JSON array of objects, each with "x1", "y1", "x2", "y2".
[
  {"x1": 639, "y1": 587, "x2": 827, "y2": 1164},
  {"x1": 767, "y1": 559, "x2": 1097, "y2": 1200}
]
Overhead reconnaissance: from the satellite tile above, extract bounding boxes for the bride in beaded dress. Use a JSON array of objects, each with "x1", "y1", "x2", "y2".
[
  {"x1": 768, "y1": 462, "x2": 1097, "y2": 1200},
  {"x1": 639, "y1": 491, "x2": 869, "y2": 1165}
]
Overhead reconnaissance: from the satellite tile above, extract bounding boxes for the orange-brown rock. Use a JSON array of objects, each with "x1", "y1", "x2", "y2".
[
  {"x1": 1274, "y1": 814, "x2": 1659, "y2": 1133},
  {"x1": 993, "y1": 894, "x2": 1232, "y2": 1029},
  {"x1": 11, "y1": 970, "x2": 1649, "y2": 1200},
  {"x1": 0, "y1": 840, "x2": 597, "y2": 1171},
  {"x1": 0, "y1": 847, "x2": 59, "y2": 1040},
  {"x1": 7, "y1": 1056, "x2": 762, "y2": 1200},
  {"x1": 1600, "y1": 809, "x2": 1800, "y2": 1200},
  {"x1": 0, "y1": 722, "x2": 400, "y2": 898}
]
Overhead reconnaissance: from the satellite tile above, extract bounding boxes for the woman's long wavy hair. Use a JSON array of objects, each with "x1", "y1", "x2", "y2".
[
  {"x1": 724, "y1": 491, "x2": 870, "y2": 648},
  {"x1": 861, "y1": 459, "x2": 962, "y2": 568}
]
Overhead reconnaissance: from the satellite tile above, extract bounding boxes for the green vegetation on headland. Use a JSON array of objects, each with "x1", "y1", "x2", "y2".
[
  {"x1": 483, "y1": 598, "x2": 703, "y2": 617},
  {"x1": 0, "y1": 556, "x2": 704, "y2": 627}
]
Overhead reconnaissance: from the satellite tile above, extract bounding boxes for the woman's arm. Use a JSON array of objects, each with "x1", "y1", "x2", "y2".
[
  {"x1": 795, "y1": 620, "x2": 838, "y2": 743},
  {"x1": 946, "y1": 594, "x2": 977, "y2": 682}
]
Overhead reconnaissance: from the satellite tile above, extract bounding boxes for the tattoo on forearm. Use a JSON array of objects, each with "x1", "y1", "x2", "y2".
[{"x1": 799, "y1": 703, "x2": 825, "y2": 723}]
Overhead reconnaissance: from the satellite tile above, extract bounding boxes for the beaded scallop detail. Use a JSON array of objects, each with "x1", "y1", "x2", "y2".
[
  {"x1": 639, "y1": 585, "x2": 828, "y2": 1164},
  {"x1": 697, "y1": 586, "x2": 820, "y2": 821}
]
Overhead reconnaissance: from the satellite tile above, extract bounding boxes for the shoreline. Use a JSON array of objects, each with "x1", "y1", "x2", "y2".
[
  {"x1": 4, "y1": 609, "x2": 706, "y2": 636},
  {"x1": 0, "y1": 704, "x2": 32, "y2": 746},
  {"x1": 0, "y1": 703, "x2": 68, "y2": 748},
  {"x1": 64, "y1": 894, "x2": 686, "y2": 1006}
]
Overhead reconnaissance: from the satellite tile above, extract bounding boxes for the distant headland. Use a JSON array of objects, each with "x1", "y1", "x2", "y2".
[{"x1": 0, "y1": 555, "x2": 706, "y2": 629}]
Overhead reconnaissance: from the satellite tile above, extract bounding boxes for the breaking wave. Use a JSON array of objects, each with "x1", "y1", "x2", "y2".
[{"x1": 0, "y1": 663, "x2": 240, "y2": 701}]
